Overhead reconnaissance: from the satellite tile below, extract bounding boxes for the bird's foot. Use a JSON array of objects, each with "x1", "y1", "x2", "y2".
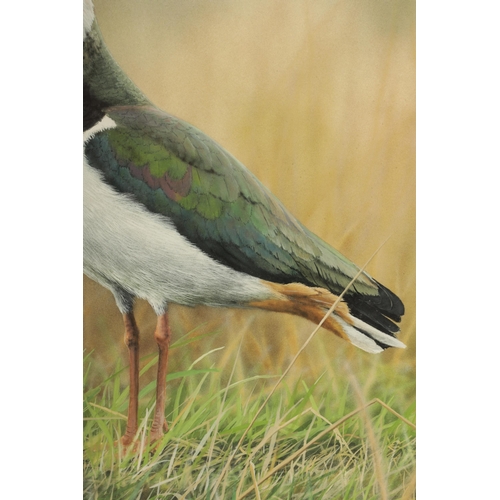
[
  {"x1": 117, "y1": 420, "x2": 169, "y2": 453},
  {"x1": 148, "y1": 419, "x2": 169, "y2": 447},
  {"x1": 117, "y1": 432, "x2": 141, "y2": 453},
  {"x1": 120, "y1": 433, "x2": 135, "y2": 448}
]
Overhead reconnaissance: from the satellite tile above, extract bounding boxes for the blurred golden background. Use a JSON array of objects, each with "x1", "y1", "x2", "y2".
[{"x1": 85, "y1": 0, "x2": 415, "y2": 388}]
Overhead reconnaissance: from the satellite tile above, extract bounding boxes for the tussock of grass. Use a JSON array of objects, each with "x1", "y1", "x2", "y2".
[{"x1": 84, "y1": 342, "x2": 415, "y2": 499}]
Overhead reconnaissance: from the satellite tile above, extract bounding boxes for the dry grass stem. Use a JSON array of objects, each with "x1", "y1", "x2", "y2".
[
  {"x1": 372, "y1": 398, "x2": 416, "y2": 431},
  {"x1": 401, "y1": 470, "x2": 417, "y2": 500},
  {"x1": 87, "y1": 402, "x2": 126, "y2": 420},
  {"x1": 249, "y1": 462, "x2": 261, "y2": 500}
]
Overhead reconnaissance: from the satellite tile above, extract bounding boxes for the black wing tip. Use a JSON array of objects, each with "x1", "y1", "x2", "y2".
[
  {"x1": 345, "y1": 280, "x2": 405, "y2": 338},
  {"x1": 373, "y1": 280, "x2": 405, "y2": 321}
]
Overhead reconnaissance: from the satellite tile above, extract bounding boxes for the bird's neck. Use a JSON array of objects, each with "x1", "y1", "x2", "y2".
[{"x1": 83, "y1": 18, "x2": 150, "y2": 131}]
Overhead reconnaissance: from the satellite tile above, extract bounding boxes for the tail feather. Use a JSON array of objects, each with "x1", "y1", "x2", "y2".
[
  {"x1": 334, "y1": 316, "x2": 385, "y2": 353},
  {"x1": 346, "y1": 315, "x2": 406, "y2": 351},
  {"x1": 346, "y1": 300, "x2": 401, "y2": 335},
  {"x1": 252, "y1": 281, "x2": 406, "y2": 354},
  {"x1": 344, "y1": 280, "x2": 404, "y2": 333}
]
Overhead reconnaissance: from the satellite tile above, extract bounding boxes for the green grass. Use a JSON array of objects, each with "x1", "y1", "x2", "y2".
[{"x1": 83, "y1": 335, "x2": 415, "y2": 500}]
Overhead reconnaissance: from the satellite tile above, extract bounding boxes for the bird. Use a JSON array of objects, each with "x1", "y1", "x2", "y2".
[{"x1": 83, "y1": 0, "x2": 405, "y2": 446}]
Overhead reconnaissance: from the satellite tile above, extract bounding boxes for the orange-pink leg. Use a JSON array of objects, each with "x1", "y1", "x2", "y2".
[
  {"x1": 150, "y1": 312, "x2": 172, "y2": 442},
  {"x1": 121, "y1": 312, "x2": 140, "y2": 446}
]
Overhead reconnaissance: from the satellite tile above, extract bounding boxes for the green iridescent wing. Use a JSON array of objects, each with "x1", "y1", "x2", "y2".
[{"x1": 85, "y1": 105, "x2": 382, "y2": 299}]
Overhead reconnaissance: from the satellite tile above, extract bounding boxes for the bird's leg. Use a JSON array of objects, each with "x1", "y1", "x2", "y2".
[
  {"x1": 150, "y1": 312, "x2": 172, "y2": 443},
  {"x1": 121, "y1": 312, "x2": 140, "y2": 446}
]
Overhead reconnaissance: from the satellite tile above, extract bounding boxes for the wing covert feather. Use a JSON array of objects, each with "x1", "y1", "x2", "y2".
[{"x1": 84, "y1": 105, "x2": 380, "y2": 297}]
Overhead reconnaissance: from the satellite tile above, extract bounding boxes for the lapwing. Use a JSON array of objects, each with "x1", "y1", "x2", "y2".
[{"x1": 83, "y1": 0, "x2": 405, "y2": 446}]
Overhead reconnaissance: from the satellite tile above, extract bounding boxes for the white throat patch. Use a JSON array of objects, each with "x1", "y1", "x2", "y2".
[{"x1": 83, "y1": 0, "x2": 95, "y2": 39}]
